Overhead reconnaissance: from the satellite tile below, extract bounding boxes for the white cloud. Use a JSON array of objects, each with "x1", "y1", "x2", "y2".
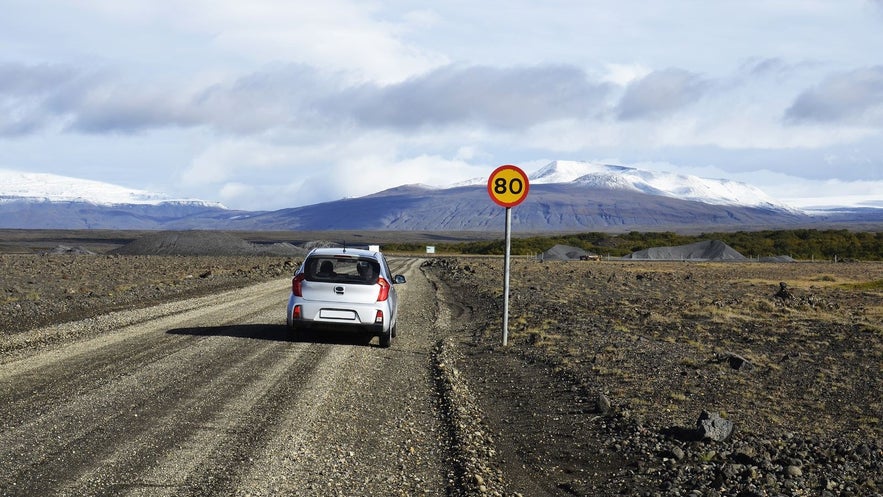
[
  {"x1": 617, "y1": 69, "x2": 711, "y2": 120},
  {"x1": 1, "y1": 0, "x2": 882, "y2": 211},
  {"x1": 180, "y1": 139, "x2": 294, "y2": 187},
  {"x1": 171, "y1": 0, "x2": 447, "y2": 84},
  {"x1": 786, "y1": 66, "x2": 883, "y2": 126},
  {"x1": 601, "y1": 63, "x2": 652, "y2": 86}
]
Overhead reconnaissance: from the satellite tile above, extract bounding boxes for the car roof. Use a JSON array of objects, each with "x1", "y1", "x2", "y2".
[{"x1": 307, "y1": 247, "x2": 380, "y2": 259}]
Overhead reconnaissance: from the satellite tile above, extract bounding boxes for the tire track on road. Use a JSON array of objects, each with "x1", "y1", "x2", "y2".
[
  {"x1": 0, "y1": 257, "x2": 461, "y2": 497},
  {"x1": 229, "y1": 256, "x2": 455, "y2": 496},
  {"x1": 0, "y1": 278, "x2": 337, "y2": 496}
]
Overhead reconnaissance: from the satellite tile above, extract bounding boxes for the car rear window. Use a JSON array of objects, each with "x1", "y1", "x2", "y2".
[{"x1": 303, "y1": 256, "x2": 380, "y2": 284}]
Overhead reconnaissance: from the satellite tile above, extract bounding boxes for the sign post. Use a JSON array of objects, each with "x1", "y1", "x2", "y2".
[{"x1": 487, "y1": 165, "x2": 530, "y2": 346}]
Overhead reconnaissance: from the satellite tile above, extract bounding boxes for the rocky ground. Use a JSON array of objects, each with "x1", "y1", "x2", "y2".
[
  {"x1": 1, "y1": 236, "x2": 881, "y2": 495},
  {"x1": 0, "y1": 253, "x2": 297, "y2": 349},
  {"x1": 424, "y1": 257, "x2": 882, "y2": 496}
]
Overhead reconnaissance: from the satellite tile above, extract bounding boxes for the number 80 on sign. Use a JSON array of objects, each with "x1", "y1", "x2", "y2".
[{"x1": 487, "y1": 164, "x2": 530, "y2": 208}]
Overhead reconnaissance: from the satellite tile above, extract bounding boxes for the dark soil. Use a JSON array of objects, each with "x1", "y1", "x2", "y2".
[
  {"x1": 0, "y1": 231, "x2": 309, "y2": 340},
  {"x1": 424, "y1": 257, "x2": 882, "y2": 496},
  {"x1": 0, "y1": 254, "x2": 298, "y2": 340}
]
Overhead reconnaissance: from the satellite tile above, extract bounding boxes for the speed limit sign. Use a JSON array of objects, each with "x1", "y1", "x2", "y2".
[
  {"x1": 487, "y1": 164, "x2": 530, "y2": 208},
  {"x1": 487, "y1": 164, "x2": 530, "y2": 347}
]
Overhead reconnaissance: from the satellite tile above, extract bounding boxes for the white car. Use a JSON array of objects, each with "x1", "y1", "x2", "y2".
[{"x1": 286, "y1": 247, "x2": 406, "y2": 347}]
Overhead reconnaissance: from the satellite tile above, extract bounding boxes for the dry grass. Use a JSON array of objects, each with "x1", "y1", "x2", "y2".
[{"x1": 458, "y1": 258, "x2": 883, "y2": 443}]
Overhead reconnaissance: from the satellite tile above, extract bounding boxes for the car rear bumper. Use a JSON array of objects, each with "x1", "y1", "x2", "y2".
[
  {"x1": 287, "y1": 296, "x2": 390, "y2": 334},
  {"x1": 290, "y1": 320, "x2": 384, "y2": 336}
]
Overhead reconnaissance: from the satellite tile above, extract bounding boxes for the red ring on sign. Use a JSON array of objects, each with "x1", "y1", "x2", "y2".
[{"x1": 487, "y1": 164, "x2": 530, "y2": 208}]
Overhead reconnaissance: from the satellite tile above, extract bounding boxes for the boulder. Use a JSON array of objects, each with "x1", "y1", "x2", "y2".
[
  {"x1": 774, "y1": 282, "x2": 793, "y2": 300},
  {"x1": 720, "y1": 352, "x2": 754, "y2": 372},
  {"x1": 596, "y1": 393, "x2": 612, "y2": 414},
  {"x1": 697, "y1": 411, "x2": 734, "y2": 442}
]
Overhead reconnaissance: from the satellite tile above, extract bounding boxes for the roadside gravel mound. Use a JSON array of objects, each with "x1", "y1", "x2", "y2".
[
  {"x1": 432, "y1": 338, "x2": 507, "y2": 497},
  {"x1": 42, "y1": 245, "x2": 97, "y2": 255},
  {"x1": 625, "y1": 239, "x2": 746, "y2": 261},
  {"x1": 111, "y1": 231, "x2": 306, "y2": 257},
  {"x1": 539, "y1": 243, "x2": 594, "y2": 261},
  {"x1": 300, "y1": 240, "x2": 342, "y2": 251}
]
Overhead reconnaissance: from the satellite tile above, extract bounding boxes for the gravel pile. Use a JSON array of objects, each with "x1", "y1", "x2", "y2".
[
  {"x1": 539, "y1": 244, "x2": 594, "y2": 261},
  {"x1": 624, "y1": 240, "x2": 747, "y2": 261}
]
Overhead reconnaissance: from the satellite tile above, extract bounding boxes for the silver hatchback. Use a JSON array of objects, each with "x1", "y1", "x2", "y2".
[{"x1": 286, "y1": 247, "x2": 406, "y2": 347}]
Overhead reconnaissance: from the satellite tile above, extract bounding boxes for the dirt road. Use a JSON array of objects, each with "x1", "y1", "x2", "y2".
[
  {"x1": 5, "y1": 252, "x2": 879, "y2": 496},
  {"x1": 0, "y1": 258, "x2": 460, "y2": 496}
]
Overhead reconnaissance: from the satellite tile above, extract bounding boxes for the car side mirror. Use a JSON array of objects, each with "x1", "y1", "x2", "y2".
[{"x1": 393, "y1": 274, "x2": 406, "y2": 284}]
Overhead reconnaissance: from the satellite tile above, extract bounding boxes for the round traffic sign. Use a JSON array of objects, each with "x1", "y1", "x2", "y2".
[{"x1": 487, "y1": 165, "x2": 530, "y2": 208}]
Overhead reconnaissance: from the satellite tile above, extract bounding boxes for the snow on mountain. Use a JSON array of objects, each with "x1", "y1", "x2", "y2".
[
  {"x1": 447, "y1": 161, "x2": 794, "y2": 211},
  {"x1": 2, "y1": 160, "x2": 799, "y2": 218},
  {"x1": 530, "y1": 160, "x2": 794, "y2": 210},
  {"x1": 0, "y1": 169, "x2": 225, "y2": 208},
  {"x1": 447, "y1": 177, "x2": 486, "y2": 188},
  {"x1": 530, "y1": 161, "x2": 630, "y2": 184}
]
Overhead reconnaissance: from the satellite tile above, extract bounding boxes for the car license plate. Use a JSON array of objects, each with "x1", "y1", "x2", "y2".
[{"x1": 320, "y1": 309, "x2": 357, "y2": 320}]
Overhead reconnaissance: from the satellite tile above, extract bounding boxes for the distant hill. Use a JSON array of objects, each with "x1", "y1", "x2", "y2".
[
  {"x1": 0, "y1": 169, "x2": 238, "y2": 230},
  {"x1": 0, "y1": 199, "x2": 239, "y2": 230},
  {"x1": 224, "y1": 182, "x2": 810, "y2": 231},
  {"x1": 1, "y1": 163, "x2": 880, "y2": 232}
]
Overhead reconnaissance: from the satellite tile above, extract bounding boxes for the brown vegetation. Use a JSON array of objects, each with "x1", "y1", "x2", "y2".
[{"x1": 425, "y1": 257, "x2": 882, "y2": 495}]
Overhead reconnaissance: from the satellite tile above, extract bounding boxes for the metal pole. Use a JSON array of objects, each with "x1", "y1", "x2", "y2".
[{"x1": 503, "y1": 207, "x2": 512, "y2": 346}]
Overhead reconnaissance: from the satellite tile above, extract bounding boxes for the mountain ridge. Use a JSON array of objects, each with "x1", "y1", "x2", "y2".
[
  {"x1": 0, "y1": 163, "x2": 879, "y2": 231},
  {"x1": 0, "y1": 169, "x2": 224, "y2": 208}
]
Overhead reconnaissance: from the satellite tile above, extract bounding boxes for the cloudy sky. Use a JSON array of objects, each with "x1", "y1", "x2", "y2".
[{"x1": 1, "y1": 0, "x2": 882, "y2": 211}]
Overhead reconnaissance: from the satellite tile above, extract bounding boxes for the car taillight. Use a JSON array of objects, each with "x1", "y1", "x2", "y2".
[
  {"x1": 376, "y1": 277, "x2": 390, "y2": 301},
  {"x1": 292, "y1": 274, "x2": 305, "y2": 297},
  {"x1": 292, "y1": 305, "x2": 302, "y2": 320},
  {"x1": 374, "y1": 310, "x2": 383, "y2": 324}
]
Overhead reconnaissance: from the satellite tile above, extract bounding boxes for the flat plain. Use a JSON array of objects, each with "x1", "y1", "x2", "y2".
[
  {"x1": 1, "y1": 230, "x2": 880, "y2": 495},
  {"x1": 421, "y1": 255, "x2": 882, "y2": 495}
]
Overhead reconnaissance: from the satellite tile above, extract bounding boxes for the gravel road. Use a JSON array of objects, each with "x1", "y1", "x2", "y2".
[
  {"x1": 3, "y1": 251, "x2": 880, "y2": 496},
  {"x1": 0, "y1": 257, "x2": 464, "y2": 496}
]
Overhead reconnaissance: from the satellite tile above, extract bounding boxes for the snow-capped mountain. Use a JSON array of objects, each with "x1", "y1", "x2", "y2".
[
  {"x1": 0, "y1": 169, "x2": 224, "y2": 208},
  {"x1": 529, "y1": 161, "x2": 793, "y2": 210},
  {"x1": 1, "y1": 163, "x2": 876, "y2": 231},
  {"x1": 0, "y1": 169, "x2": 236, "y2": 230}
]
